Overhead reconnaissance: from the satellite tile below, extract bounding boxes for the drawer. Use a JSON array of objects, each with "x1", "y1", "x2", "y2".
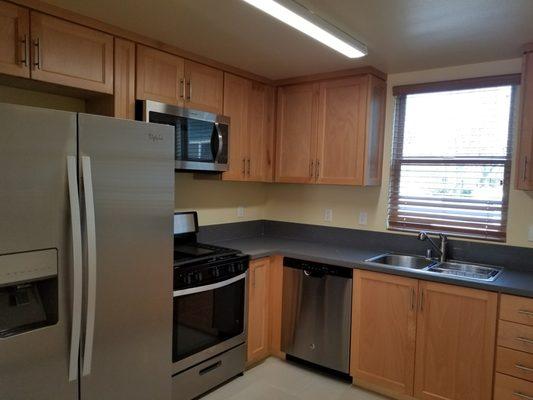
[
  {"x1": 494, "y1": 373, "x2": 533, "y2": 400},
  {"x1": 501, "y1": 295, "x2": 533, "y2": 326},
  {"x1": 497, "y1": 347, "x2": 533, "y2": 382},
  {"x1": 499, "y1": 320, "x2": 533, "y2": 354}
]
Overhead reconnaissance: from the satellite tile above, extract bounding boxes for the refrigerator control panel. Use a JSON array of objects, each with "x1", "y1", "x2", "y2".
[{"x1": 0, "y1": 249, "x2": 57, "y2": 286}]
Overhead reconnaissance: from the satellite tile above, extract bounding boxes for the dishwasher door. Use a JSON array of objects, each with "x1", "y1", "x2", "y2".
[{"x1": 281, "y1": 258, "x2": 352, "y2": 374}]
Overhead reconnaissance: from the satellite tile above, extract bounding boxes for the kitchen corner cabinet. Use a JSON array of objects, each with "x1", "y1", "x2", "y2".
[
  {"x1": 351, "y1": 271, "x2": 418, "y2": 397},
  {"x1": 0, "y1": 0, "x2": 29, "y2": 78},
  {"x1": 275, "y1": 74, "x2": 386, "y2": 186},
  {"x1": 222, "y1": 73, "x2": 275, "y2": 182},
  {"x1": 246, "y1": 257, "x2": 271, "y2": 366},
  {"x1": 30, "y1": 12, "x2": 113, "y2": 94},
  {"x1": 517, "y1": 50, "x2": 533, "y2": 190}
]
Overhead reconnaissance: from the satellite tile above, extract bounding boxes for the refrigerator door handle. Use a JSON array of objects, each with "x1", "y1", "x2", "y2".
[
  {"x1": 81, "y1": 156, "x2": 97, "y2": 377},
  {"x1": 67, "y1": 156, "x2": 83, "y2": 382}
]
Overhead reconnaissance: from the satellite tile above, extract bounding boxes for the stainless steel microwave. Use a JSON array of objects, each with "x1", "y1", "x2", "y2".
[{"x1": 137, "y1": 100, "x2": 229, "y2": 172}]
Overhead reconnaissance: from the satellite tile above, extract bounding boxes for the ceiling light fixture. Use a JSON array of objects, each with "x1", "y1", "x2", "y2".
[{"x1": 241, "y1": 0, "x2": 367, "y2": 58}]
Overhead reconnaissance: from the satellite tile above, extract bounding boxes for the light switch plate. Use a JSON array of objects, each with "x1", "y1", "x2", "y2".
[
  {"x1": 528, "y1": 226, "x2": 533, "y2": 242},
  {"x1": 237, "y1": 206, "x2": 245, "y2": 218},
  {"x1": 358, "y1": 212, "x2": 368, "y2": 225},
  {"x1": 324, "y1": 209, "x2": 333, "y2": 222}
]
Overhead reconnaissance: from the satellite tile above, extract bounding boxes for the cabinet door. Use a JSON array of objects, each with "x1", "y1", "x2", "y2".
[
  {"x1": 351, "y1": 271, "x2": 418, "y2": 396},
  {"x1": 136, "y1": 45, "x2": 184, "y2": 105},
  {"x1": 184, "y1": 60, "x2": 223, "y2": 114},
  {"x1": 114, "y1": 38, "x2": 135, "y2": 119},
  {"x1": 222, "y1": 73, "x2": 249, "y2": 181},
  {"x1": 247, "y1": 82, "x2": 275, "y2": 182},
  {"x1": 517, "y1": 51, "x2": 533, "y2": 190},
  {"x1": 247, "y1": 257, "x2": 271, "y2": 365},
  {"x1": 363, "y1": 76, "x2": 386, "y2": 186},
  {"x1": 0, "y1": 1, "x2": 29, "y2": 78},
  {"x1": 276, "y1": 83, "x2": 319, "y2": 183},
  {"x1": 414, "y1": 282, "x2": 497, "y2": 400},
  {"x1": 30, "y1": 12, "x2": 113, "y2": 93},
  {"x1": 316, "y1": 77, "x2": 367, "y2": 185}
]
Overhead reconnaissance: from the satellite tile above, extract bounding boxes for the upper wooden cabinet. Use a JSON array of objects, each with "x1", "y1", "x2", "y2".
[
  {"x1": 222, "y1": 73, "x2": 275, "y2": 182},
  {"x1": 0, "y1": 1, "x2": 29, "y2": 78},
  {"x1": 517, "y1": 50, "x2": 533, "y2": 190},
  {"x1": 113, "y1": 38, "x2": 136, "y2": 119},
  {"x1": 30, "y1": 12, "x2": 113, "y2": 94},
  {"x1": 414, "y1": 281, "x2": 497, "y2": 400},
  {"x1": 136, "y1": 45, "x2": 224, "y2": 113},
  {"x1": 275, "y1": 74, "x2": 386, "y2": 186},
  {"x1": 351, "y1": 271, "x2": 418, "y2": 397}
]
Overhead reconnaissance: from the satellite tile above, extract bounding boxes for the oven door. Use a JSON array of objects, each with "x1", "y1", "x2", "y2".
[{"x1": 172, "y1": 272, "x2": 247, "y2": 374}]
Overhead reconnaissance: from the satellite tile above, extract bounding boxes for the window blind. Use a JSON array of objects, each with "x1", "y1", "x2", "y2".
[{"x1": 388, "y1": 78, "x2": 517, "y2": 241}]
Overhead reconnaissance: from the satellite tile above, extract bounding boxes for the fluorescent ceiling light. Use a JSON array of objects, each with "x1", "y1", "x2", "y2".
[{"x1": 241, "y1": 0, "x2": 367, "y2": 58}]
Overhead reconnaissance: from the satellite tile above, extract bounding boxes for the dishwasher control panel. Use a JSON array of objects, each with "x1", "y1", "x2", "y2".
[{"x1": 283, "y1": 257, "x2": 353, "y2": 278}]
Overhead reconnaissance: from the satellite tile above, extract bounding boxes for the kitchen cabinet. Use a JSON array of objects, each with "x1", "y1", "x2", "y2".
[
  {"x1": 351, "y1": 271, "x2": 418, "y2": 397},
  {"x1": 0, "y1": 0, "x2": 29, "y2": 78},
  {"x1": 223, "y1": 73, "x2": 275, "y2": 182},
  {"x1": 414, "y1": 282, "x2": 497, "y2": 400},
  {"x1": 113, "y1": 38, "x2": 135, "y2": 119},
  {"x1": 30, "y1": 12, "x2": 113, "y2": 94},
  {"x1": 184, "y1": 60, "x2": 223, "y2": 114},
  {"x1": 275, "y1": 74, "x2": 386, "y2": 186},
  {"x1": 494, "y1": 373, "x2": 533, "y2": 400},
  {"x1": 517, "y1": 50, "x2": 533, "y2": 190},
  {"x1": 247, "y1": 257, "x2": 271, "y2": 366}
]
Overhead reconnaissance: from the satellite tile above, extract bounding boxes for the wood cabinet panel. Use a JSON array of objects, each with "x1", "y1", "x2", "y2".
[
  {"x1": 351, "y1": 271, "x2": 418, "y2": 396},
  {"x1": 136, "y1": 44, "x2": 184, "y2": 105},
  {"x1": 114, "y1": 38, "x2": 135, "y2": 119},
  {"x1": 276, "y1": 83, "x2": 318, "y2": 183},
  {"x1": 363, "y1": 75, "x2": 386, "y2": 186},
  {"x1": 247, "y1": 257, "x2": 271, "y2": 366},
  {"x1": 517, "y1": 51, "x2": 533, "y2": 190},
  {"x1": 499, "y1": 320, "x2": 533, "y2": 354},
  {"x1": 496, "y1": 346, "x2": 533, "y2": 382},
  {"x1": 184, "y1": 60, "x2": 223, "y2": 114},
  {"x1": 30, "y1": 12, "x2": 113, "y2": 93},
  {"x1": 494, "y1": 373, "x2": 533, "y2": 400},
  {"x1": 316, "y1": 77, "x2": 367, "y2": 185},
  {"x1": 501, "y1": 294, "x2": 533, "y2": 327},
  {"x1": 414, "y1": 282, "x2": 497, "y2": 400},
  {"x1": 269, "y1": 255, "x2": 285, "y2": 359},
  {"x1": 0, "y1": 1, "x2": 29, "y2": 78}
]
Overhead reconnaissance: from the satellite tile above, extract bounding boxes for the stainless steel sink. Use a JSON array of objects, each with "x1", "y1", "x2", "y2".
[
  {"x1": 365, "y1": 253, "x2": 503, "y2": 282},
  {"x1": 426, "y1": 261, "x2": 502, "y2": 282},
  {"x1": 366, "y1": 254, "x2": 436, "y2": 270}
]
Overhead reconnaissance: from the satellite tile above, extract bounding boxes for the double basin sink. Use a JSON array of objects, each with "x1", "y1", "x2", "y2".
[{"x1": 366, "y1": 253, "x2": 502, "y2": 282}]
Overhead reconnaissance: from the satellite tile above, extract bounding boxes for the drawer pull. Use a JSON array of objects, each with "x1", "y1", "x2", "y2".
[
  {"x1": 199, "y1": 360, "x2": 222, "y2": 375},
  {"x1": 516, "y1": 337, "x2": 533, "y2": 345},
  {"x1": 513, "y1": 392, "x2": 533, "y2": 400},
  {"x1": 516, "y1": 364, "x2": 533, "y2": 373},
  {"x1": 519, "y1": 310, "x2": 533, "y2": 317}
]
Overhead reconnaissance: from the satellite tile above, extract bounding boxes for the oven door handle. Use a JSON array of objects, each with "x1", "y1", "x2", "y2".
[{"x1": 173, "y1": 272, "x2": 246, "y2": 297}]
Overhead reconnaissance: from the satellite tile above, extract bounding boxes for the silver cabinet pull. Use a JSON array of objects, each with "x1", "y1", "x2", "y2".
[
  {"x1": 186, "y1": 79, "x2": 192, "y2": 101},
  {"x1": 66, "y1": 156, "x2": 82, "y2": 382},
  {"x1": 516, "y1": 337, "x2": 533, "y2": 345},
  {"x1": 242, "y1": 158, "x2": 246, "y2": 175},
  {"x1": 20, "y1": 35, "x2": 28, "y2": 67},
  {"x1": 33, "y1": 37, "x2": 41, "y2": 69},
  {"x1": 519, "y1": 310, "x2": 533, "y2": 317},
  {"x1": 410, "y1": 288, "x2": 415, "y2": 311},
  {"x1": 513, "y1": 392, "x2": 533, "y2": 400},
  {"x1": 315, "y1": 160, "x2": 320, "y2": 180},
  {"x1": 179, "y1": 78, "x2": 185, "y2": 99},
  {"x1": 247, "y1": 159, "x2": 251, "y2": 176},
  {"x1": 81, "y1": 156, "x2": 97, "y2": 377},
  {"x1": 515, "y1": 364, "x2": 533, "y2": 373},
  {"x1": 419, "y1": 290, "x2": 425, "y2": 311},
  {"x1": 310, "y1": 160, "x2": 314, "y2": 178}
]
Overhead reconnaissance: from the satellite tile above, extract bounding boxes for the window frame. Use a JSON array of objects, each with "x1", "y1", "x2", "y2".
[{"x1": 388, "y1": 75, "x2": 520, "y2": 242}]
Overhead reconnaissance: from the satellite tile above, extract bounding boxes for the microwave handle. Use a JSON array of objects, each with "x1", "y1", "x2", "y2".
[{"x1": 212, "y1": 123, "x2": 224, "y2": 163}]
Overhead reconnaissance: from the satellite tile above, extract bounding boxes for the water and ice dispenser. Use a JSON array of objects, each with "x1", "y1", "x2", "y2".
[{"x1": 0, "y1": 249, "x2": 58, "y2": 337}]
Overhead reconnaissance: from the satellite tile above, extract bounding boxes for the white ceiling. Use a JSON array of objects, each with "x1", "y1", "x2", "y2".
[{"x1": 44, "y1": 0, "x2": 533, "y2": 79}]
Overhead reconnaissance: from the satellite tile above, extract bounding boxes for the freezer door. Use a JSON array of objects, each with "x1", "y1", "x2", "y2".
[
  {"x1": 78, "y1": 114, "x2": 174, "y2": 400},
  {"x1": 0, "y1": 103, "x2": 79, "y2": 399}
]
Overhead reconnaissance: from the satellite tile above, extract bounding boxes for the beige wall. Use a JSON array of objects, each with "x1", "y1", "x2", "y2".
[{"x1": 177, "y1": 58, "x2": 533, "y2": 248}]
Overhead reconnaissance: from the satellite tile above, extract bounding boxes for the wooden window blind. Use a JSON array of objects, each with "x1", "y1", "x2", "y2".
[{"x1": 389, "y1": 75, "x2": 519, "y2": 241}]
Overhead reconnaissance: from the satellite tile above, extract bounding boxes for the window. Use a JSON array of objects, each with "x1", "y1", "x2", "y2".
[{"x1": 389, "y1": 75, "x2": 519, "y2": 241}]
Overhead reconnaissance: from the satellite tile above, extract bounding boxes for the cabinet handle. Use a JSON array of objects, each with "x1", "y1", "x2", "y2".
[
  {"x1": 179, "y1": 79, "x2": 185, "y2": 99},
  {"x1": 525, "y1": 156, "x2": 529, "y2": 182},
  {"x1": 419, "y1": 290, "x2": 424, "y2": 311},
  {"x1": 410, "y1": 288, "x2": 415, "y2": 311},
  {"x1": 20, "y1": 35, "x2": 28, "y2": 67},
  {"x1": 186, "y1": 79, "x2": 192, "y2": 101},
  {"x1": 515, "y1": 364, "x2": 533, "y2": 373},
  {"x1": 247, "y1": 159, "x2": 251, "y2": 176},
  {"x1": 33, "y1": 38, "x2": 41, "y2": 69},
  {"x1": 310, "y1": 160, "x2": 314, "y2": 178},
  {"x1": 513, "y1": 392, "x2": 533, "y2": 400},
  {"x1": 315, "y1": 160, "x2": 320, "y2": 180},
  {"x1": 516, "y1": 337, "x2": 533, "y2": 345},
  {"x1": 242, "y1": 158, "x2": 246, "y2": 175},
  {"x1": 519, "y1": 310, "x2": 533, "y2": 317}
]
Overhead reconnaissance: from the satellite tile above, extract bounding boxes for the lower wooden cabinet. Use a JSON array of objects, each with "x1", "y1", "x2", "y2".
[
  {"x1": 494, "y1": 373, "x2": 533, "y2": 400},
  {"x1": 246, "y1": 257, "x2": 271, "y2": 366},
  {"x1": 351, "y1": 271, "x2": 498, "y2": 400}
]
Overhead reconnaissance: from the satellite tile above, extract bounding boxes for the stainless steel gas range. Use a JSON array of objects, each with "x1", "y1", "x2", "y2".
[{"x1": 171, "y1": 212, "x2": 249, "y2": 400}]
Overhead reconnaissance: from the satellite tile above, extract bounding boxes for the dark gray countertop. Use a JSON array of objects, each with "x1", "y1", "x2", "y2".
[{"x1": 210, "y1": 235, "x2": 533, "y2": 298}]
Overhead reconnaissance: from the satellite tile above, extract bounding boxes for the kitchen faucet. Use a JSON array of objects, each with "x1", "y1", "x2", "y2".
[{"x1": 418, "y1": 231, "x2": 448, "y2": 262}]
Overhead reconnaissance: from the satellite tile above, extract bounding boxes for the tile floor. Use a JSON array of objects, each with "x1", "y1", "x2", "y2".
[{"x1": 203, "y1": 358, "x2": 388, "y2": 400}]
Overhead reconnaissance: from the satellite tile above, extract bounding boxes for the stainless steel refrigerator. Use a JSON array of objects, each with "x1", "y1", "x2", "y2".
[{"x1": 0, "y1": 103, "x2": 174, "y2": 399}]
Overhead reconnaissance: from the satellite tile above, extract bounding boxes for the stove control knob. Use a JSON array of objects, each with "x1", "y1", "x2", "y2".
[
  {"x1": 195, "y1": 272, "x2": 203, "y2": 282},
  {"x1": 185, "y1": 274, "x2": 193, "y2": 285},
  {"x1": 228, "y1": 264, "x2": 235, "y2": 273},
  {"x1": 212, "y1": 268, "x2": 220, "y2": 278},
  {"x1": 237, "y1": 262, "x2": 244, "y2": 272}
]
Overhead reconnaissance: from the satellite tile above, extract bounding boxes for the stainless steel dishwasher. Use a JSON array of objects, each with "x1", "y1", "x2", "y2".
[{"x1": 281, "y1": 257, "x2": 353, "y2": 375}]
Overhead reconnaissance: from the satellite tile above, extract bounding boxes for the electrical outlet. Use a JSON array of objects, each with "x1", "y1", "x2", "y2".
[
  {"x1": 237, "y1": 206, "x2": 245, "y2": 218},
  {"x1": 529, "y1": 226, "x2": 533, "y2": 242},
  {"x1": 324, "y1": 208, "x2": 333, "y2": 222},
  {"x1": 358, "y1": 211, "x2": 368, "y2": 225}
]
